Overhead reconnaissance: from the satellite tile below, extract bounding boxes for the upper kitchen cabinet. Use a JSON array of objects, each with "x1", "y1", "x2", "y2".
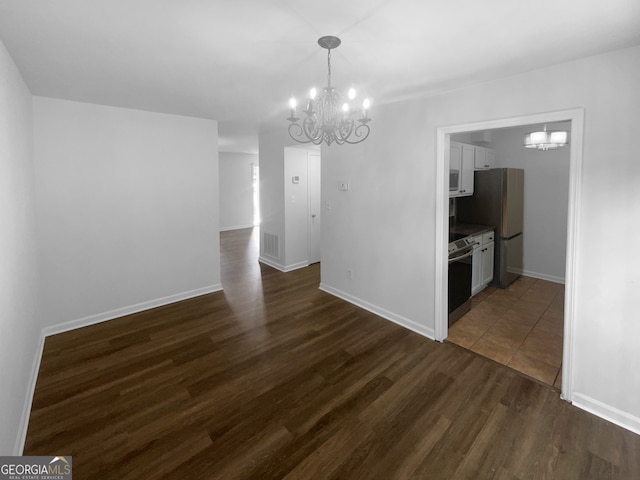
[
  {"x1": 450, "y1": 141, "x2": 462, "y2": 172},
  {"x1": 474, "y1": 146, "x2": 495, "y2": 170},
  {"x1": 450, "y1": 142, "x2": 475, "y2": 197}
]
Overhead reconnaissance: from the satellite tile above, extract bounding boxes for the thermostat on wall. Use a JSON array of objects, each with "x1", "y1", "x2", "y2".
[{"x1": 292, "y1": 176, "x2": 299, "y2": 184}]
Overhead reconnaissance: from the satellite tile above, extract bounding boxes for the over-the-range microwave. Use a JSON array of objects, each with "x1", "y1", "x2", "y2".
[{"x1": 449, "y1": 170, "x2": 459, "y2": 191}]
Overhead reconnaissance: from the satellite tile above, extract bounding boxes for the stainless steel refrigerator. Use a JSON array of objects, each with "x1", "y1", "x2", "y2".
[{"x1": 457, "y1": 168, "x2": 524, "y2": 288}]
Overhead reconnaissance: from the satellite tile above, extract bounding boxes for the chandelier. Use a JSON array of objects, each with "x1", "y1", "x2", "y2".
[
  {"x1": 287, "y1": 36, "x2": 371, "y2": 146},
  {"x1": 524, "y1": 125, "x2": 568, "y2": 151}
]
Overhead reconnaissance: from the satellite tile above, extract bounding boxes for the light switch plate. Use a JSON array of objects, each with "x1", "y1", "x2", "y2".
[{"x1": 338, "y1": 181, "x2": 349, "y2": 191}]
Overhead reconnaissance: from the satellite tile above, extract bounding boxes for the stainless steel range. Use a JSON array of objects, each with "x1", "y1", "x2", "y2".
[
  {"x1": 448, "y1": 234, "x2": 475, "y2": 257},
  {"x1": 448, "y1": 233, "x2": 474, "y2": 326}
]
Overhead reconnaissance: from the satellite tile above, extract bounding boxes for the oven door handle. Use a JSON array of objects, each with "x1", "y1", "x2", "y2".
[{"x1": 448, "y1": 248, "x2": 474, "y2": 263}]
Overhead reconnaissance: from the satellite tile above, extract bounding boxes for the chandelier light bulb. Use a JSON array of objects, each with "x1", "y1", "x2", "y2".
[
  {"x1": 348, "y1": 88, "x2": 356, "y2": 100},
  {"x1": 549, "y1": 131, "x2": 567, "y2": 144},
  {"x1": 363, "y1": 98, "x2": 371, "y2": 110},
  {"x1": 309, "y1": 88, "x2": 317, "y2": 99},
  {"x1": 288, "y1": 97, "x2": 298, "y2": 119},
  {"x1": 342, "y1": 103, "x2": 350, "y2": 113}
]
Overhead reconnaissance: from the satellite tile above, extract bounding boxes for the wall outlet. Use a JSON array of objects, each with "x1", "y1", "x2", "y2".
[{"x1": 347, "y1": 268, "x2": 353, "y2": 280}]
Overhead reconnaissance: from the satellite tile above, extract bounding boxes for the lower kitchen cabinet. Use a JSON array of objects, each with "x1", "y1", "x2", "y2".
[
  {"x1": 471, "y1": 230, "x2": 495, "y2": 295},
  {"x1": 481, "y1": 241, "x2": 494, "y2": 286},
  {"x1": 471, "y1": 242, "x2": 483, "y2": 295}
]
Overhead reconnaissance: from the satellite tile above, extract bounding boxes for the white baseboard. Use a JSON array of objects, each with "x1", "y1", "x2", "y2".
[
  {"x1": 258, "y1": 256, "x2": 285, "y2": 272},
  {"x1": 13, "y1": 332, "x2": 46, "y2": 456},
  {"x1": 258, "y1": 256, "x2": 310, "y2": 273},
  {"x1": 16, "y1": 284, "x2": 224, "y2": 454},
  {"x1": 520, "y1": 270, "x2": 565, "y2": 284},
  {"x1": 42, "y1": 284, "x2": 223, "y2": 337},
  {"x1": 572, "y1": 392, "x2": 640, "y2": 436},
  {"x1": 319, "y1": 283, "x2": 435, "y2": 340},
  {"x1": 283, "y1": 261, "x2": 309, "y2": 272},
  {"x1": 220, "y1": 224, "x2": 254, "y2": 232}
]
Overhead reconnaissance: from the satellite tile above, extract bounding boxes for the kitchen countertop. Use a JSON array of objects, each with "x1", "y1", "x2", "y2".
[{"x1": 450, "y1": 223, "x2": 495, "y2": 238}]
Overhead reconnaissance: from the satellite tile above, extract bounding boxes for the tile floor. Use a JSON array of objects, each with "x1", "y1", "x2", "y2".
[{"x1": 447, "y1": 276, "x2": 564, "y2": 389}]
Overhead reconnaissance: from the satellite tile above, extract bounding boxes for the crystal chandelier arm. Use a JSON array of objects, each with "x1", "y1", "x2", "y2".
[
  {"x1": 334, "y1": 117, "x2": 354, "y2": 144},
  {"x1": 288, "y1": 122, "x2": 313, "y2": 144},
  {"x1": 344, "y1": 123, "x2": 370, "y2": 144},
  {"x1": 302, "y1": 116, "x2": 324, "y2": 145}
]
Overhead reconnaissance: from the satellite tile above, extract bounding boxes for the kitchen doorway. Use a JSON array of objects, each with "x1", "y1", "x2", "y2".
[{"x1": 434, "y1": 109, "x2": 584, "y2": 402}]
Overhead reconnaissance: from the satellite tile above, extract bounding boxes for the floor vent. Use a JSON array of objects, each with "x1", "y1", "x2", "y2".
[{"x1": 263, "y1": 232, "x2": 280, "y2": 259}]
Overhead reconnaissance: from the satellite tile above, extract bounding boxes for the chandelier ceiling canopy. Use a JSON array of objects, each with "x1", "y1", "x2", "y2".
[
  {"x1": 287, "y1": 36, "x2": 371, "y2": 146},
  {"x1": 524, "y1": 125, "x2": 568, "y2": 151}
]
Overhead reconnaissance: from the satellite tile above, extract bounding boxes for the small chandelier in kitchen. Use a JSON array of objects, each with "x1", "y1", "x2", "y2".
[
  {"x1": 524, "y1": 125, "x2": 568, "y2": 151},
  {"x1": 287, "y1": 36, "x2": 371, "y2": 146}
]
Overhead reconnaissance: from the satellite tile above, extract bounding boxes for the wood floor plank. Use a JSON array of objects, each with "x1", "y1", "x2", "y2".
[{"x1": 24, "y1": 227, "x2": 640, "y2": 479}]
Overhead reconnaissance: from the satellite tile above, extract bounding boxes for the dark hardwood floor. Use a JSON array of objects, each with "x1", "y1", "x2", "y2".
[{"x1": 25, "y1": 227, "x2": 640, "y2": 479}]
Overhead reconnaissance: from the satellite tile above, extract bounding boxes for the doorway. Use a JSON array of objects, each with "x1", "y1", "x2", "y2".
[
  {"x1": 435, "y1": 109, "x2": 584, "y2": 402},
  {"x1": 252, "y1": 163, "x2": 260, "y2": 227}
]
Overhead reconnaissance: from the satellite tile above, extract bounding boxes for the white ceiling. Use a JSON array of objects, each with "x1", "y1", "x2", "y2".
[{"x1": 1, "y1": 0, "x2": 639, "y2": 154}]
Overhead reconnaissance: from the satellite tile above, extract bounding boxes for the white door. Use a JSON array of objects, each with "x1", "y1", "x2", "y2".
[{"x1": 308, "y1": 153, "x2": 321, "y2": 264}]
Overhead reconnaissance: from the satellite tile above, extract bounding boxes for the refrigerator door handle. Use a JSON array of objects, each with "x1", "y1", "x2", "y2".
[{"x1": 502, "y1": 232, "x2": 523, "y2": 241}]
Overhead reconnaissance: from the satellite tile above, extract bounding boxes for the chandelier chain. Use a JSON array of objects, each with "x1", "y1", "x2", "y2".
[{"x1": 327, "y1": 48, "x2": 332, "y2": 88}]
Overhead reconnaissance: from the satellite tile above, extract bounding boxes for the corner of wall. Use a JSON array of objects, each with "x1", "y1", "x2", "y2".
[{"x1": 12, "y1": 333, "x2": 46, "y2": 455}]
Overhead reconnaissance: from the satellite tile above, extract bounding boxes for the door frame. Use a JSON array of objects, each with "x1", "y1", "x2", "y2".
[
  {"x1": 307, "y1": 152, "x2": 321, "y2": 264},
  {"x1": 434, "y1": 108, "x2": 585, "y2": 402}
]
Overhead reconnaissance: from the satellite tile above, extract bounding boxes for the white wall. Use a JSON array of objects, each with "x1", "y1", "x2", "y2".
[
  {"x1": 284, "y1": 147, "x2": 309, "y2": 270},
  {"x1": 33, "y1": 97, "x2": 221, "y2": 330},
  {"x1": 219, "y1": 151, "x2": 257, "y2": 231},
  {"x1": 320, "y1": 97, "x2": 434, "y2": 337},
  {"x1": 321, "y1": 45, "x2": 640, "y2": 432},
  {"x1": 492, "y1": 123, "x2": 570, "y2": 282},
  {"x1": 0, "y1": 41, "x2": 40, "y2": 454},
  {"x1": 284, "y1": 146, "x2": 321, "y2": 270},
  {"x1": 258, "y1": 126, "x2": 321, "y2": 271},
  {"x1": 257, "y1": 128, "x2": 287, "y2": 269}
]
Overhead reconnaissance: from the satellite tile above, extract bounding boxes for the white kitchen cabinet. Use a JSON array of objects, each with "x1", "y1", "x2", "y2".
[
  {"x1": 474, "y1": 147, "x2": 486, "y2": 169},
  {"x1": 471, "y1": 236, "x2": 483, "y2": 295},
  {"x1": 471, "y1": 230, "x2": 495, "y2": 295},
  {"x1": 481, "y1": 241, "x2": 495, "y2": 286},
  {"x1": 459, "y1": 144, "x2": 475, "y2": 195},
  {"x1": 450, "y1": 142, "x2": 461, "y2": 171},
  {"x1": 485, "y1": 148, "x2": 495, "y2": 169},
  {"x1": 449, "y1": 142, "x2": 461, "y2": 198},
  {"x1": 449, "y1": 142, "x2": 474, "y2": 197},
  {"x1": 474, "y1": 146, "x2": 495, "y2": 170},
  {"x1": 450, "y1": 142, "x2": 487, "y2": 196}
]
